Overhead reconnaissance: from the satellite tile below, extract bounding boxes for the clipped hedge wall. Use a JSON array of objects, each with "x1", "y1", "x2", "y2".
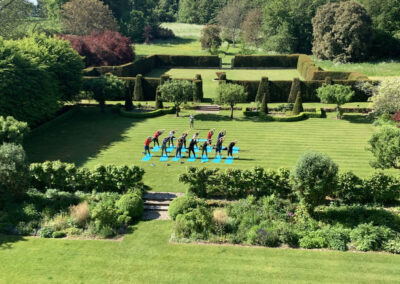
[
  {"x1": 120, "y1": 107, "x2": 176, "y2": 118},
  {"x1": 232, "y1": 55, "x2": 299, "y2": 68},
  {"x1": 156, "y1": 55, "x2": 220, "y2": 68}
]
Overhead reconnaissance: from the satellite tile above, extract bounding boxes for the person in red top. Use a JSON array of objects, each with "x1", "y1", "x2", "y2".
[
  {"x1": 153, "y1": 129, "x2": 164, "y2": 147},
  {"x1": 144, "y1": 136, "x2": 152, "y2": 156},
  {"x1": 207, "y1": 128, "x2": 215, "y2": 144}
]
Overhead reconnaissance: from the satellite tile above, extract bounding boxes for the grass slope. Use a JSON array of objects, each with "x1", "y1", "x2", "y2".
[
  {"x1": 1, "y1": 221, "x2": 399, "y2": 283},
  {"x1": 24, "y1": 107, "x2": 392, "y2": 193}
]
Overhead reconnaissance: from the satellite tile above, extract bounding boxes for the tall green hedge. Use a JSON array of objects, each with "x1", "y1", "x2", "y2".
[
  {"x1": 232, "y1": 55, "x2": 299, "y2": 68},
  {"x1": 288, "y1": 78, "x2": 301, "y2": 103},
  {"x1": 134, "y1": 74, "x2": 144, "y2": 101}
]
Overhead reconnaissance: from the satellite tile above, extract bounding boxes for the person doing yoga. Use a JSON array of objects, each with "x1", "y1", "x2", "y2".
[
  {"x1": 188, "y1": 136, "x2": 197, "y2": 159},
  {"x1": 215, "y1": 137, "x2": 224, "y2": 158},
  {"x1": 144, "y1": 136, "x2": 152, "y2": 156},
  {"x1": 161, "y1": 137, "x2": 170, "y2": 157},
  {"x1": 153, "y1": 129, "x2": 164, "y2": 147},
  {"x1": 201, "y1": 140, "x2": 211, "y2": 157},
  {"x1": 227, "y1": 140, "x2": 237, "y2": 157},
  {"x1": 168, "y1": 130, "x2": 176, "y2": 147},
  {"x1": 217, "y1": 130, "x2": 226, "y2": 140},
  {"x1": 176, "y1": 136, "x2": 184, "y2": 158}
]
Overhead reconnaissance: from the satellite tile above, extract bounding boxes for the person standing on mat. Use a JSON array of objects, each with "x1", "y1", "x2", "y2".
[
  {"x1": 168, "y1": 130, "x2": 176, "y2": 147},
  {"x1": 189, "y1": 114, "x2": 194, "y2": 129},
  {"x1": 188, "y1": 136, "x2": 197, "y2": 159},
  {"x1": 227, "y1": 140, "x2": 237, "y2": 157},
  {"x1": 181, "y1": 132, "x2": 188, "y2": 149},
  {"x1": 153, "y1": 129, "x2": 164, "y2": 147},
  {"x1": 201, "y1": 140, "x2": 211, "y2": 157},
  {"x1": 176, "y1": 136, "x2": 184, "y2": 158},
  {"x1": 192, "y1": 132, "x2": 199, "y2": 140},
  {"x1": 144, "y1": 136, "x2": 152, "y2": 156},
  {"x1": 207, "y1": 129, "x2": 215, "y2": 144},
  {"x1": 215, "y1": 137, "x2": 224, "y2": 158},
  {"x1": 161, "y1": 137, "x2": 170, "y2": 157}
]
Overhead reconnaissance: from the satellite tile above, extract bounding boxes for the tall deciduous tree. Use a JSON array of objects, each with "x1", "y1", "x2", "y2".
[
  {"x1": 312, "y1": 1, "x2": 372, "y2": 62},
  {"x1": 158, "y1": 80, "x2": 195, "y2": 117},
  {"x1": 316, "y1": 84, "x2": 354, "y2": 119},
  {"x1": 0, "y1": 0, "x2": 33, "y2": 39},
  {"x1": 370, "y1": 78, "x2": 400, "y2": 115},
  {"x1": 61, "y1": 0, "x2": 119, "y2": 35},
  {"x1": 217, "y1": 0, "x2": 247, "y2": 47},
  {"x1": 217, "y1": 83, "x2": 247, "y2": 119},
  {"x1": 241, "y1": 8, "x2": 263, "y2": 47}
]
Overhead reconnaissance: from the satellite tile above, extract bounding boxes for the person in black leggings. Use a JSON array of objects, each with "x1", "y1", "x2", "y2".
[
  {"x1": 215, "y1": 137, "x2": 224, "y2": 158},
  {"x1": 227, "y1": 140, "x2": 237, "y2": 157},
  {"x1": 188, "y1": 137, "x2": 197, "y2": 158},
  {"x1": 161, "y1": 137, "x2": 170, "y2": 157},
  {"x1": 176, "y1": 137, "x2": 184, "y2": 158},
  {"x1": 181, "y1": 132, "x2": 188, "y2": 149},
  {"x1": 201, "y1": 140, "x2": 211, "y2": 157}
]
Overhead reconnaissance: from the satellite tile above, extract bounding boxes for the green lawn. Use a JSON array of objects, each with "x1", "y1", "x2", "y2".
[
  {"x1": 24, "y1": 107, "x2": 392, "y2": 193},
  {"x1": 145, "y1": 68, "x2": 301, "y2": 99},
  {"x1": 1, "y1": 220, "x2": 399, "y2": 283}
]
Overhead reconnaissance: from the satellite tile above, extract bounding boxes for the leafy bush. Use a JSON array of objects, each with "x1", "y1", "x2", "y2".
[
  {"x1": 316, "y1": 84, "x2": 354, "y2": 119},
  {"x1": 0, "y1": 143, "x2": 29, "y2": 199},
  {"x1": 89, "y1": 193, "x2": 122, "y2": 236},
  {"x1": 291, "y1": 151, "x2": 338, "y2": 212},
  {"x1": 168, "y1": 195, "x2": 200, "y2": 220},
  {"x1": 52, "y1": 231, "x2": 67, "y2": 238},
  {"x1": 384, "y1": 238, "x2": 400, "y2": 254},
  {"x1": 0, "y1": 116, "x2": 29, "y2": 144},
  {"x1": 174, "y1": 206, "x2": 213, "y2": 240},
  {"x1": 200, "y1": 25, "x2": 222, "y2": 52},
  {"x1": 370, "y1": 78, "x2": 400, "y2": 115},
  {"x1": 363, "y1": 172, "x2": 400, "y2": 205},
  {"x1": 350, "y1": 223, "x2": 393, "y2": 251},
  {"x1": 368, "y1": 126, "x2": 400, "y2": 170},
  {"x1": 39, "y1": 226, "x2": 55, "y2": 238},
  {"x1": 320, "y1": 226, "x2": 350, "y2": 251},
  {"x1": 61, "y1": 31, "x2": 135, "y2": 67},
  {"x1": 116, "y1": 190, "x2": 144, "y2": 219},
  {"x1": 299, "y1": 230, "x2": 327, "y2": 249},
  {"x1": 334, "y1": 172, "x2": 366, "y2": 204},
  {"x1": 69, "y1": 201, "x2": 90, "y2": 227},
  {"x1": 247, "y1": 222, "x2": 281, "y2": 247}
]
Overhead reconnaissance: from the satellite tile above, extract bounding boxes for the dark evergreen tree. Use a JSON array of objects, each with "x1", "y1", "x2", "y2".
[
  {"x1": 288, "y1": 78, "x2": 301, "y2": 103},
  {"x1": 292, "y1": 91, "x2": 304, "y2": 115}
]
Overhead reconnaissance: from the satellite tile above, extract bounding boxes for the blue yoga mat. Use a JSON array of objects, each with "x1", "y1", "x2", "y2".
[
  {"x1": 160, "y1": 156, "x2": 168, "y2": 162},
  {"x1": 233, "y1": 150, "x2": 239, "y2": 154},
  {"x1": 212, "y1": 156, "x2": 223, "y2": 163},
  {"x1": 182, "y1": 148, "x2": 187, "y2": 152},
  {"x1": 233, "y1": 146, "x2": 239, "y2": 151},
  {"x1": 152, "y1": 146, "x2": 160, "y2": 152},
  {"x1": 198, "y1": 139, "x2": 207, "y2": 142},
  {"x1": 225, "y1": 157, "x2": 234, "y2": 164},
  {"x1": 171, "y1": 156, "x2": 181, "y2": 162},
  {"x1": 207, "y1": 146, "x2": 213, "y2": 151},
  {"x1": 141, "y1": 154, "x2": 152, "y2": 162},
  {"x1": 201, "y1": 155, "x2": 209, "y2": 163},
  {"x1": 188, "y1": 156, "x2": 197, "y2": 162}
]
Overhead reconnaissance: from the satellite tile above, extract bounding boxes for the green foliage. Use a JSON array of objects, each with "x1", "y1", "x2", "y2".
[
  {"x1": 370, "y1": 78, "x2": 400, "y2": 115},
  {"x1": 334, "y1": 172, "x2": 365, "y2": 204},
  {"x1": 384, "y1": 238, "x2": 400, "y2": 254},
  {"x1": 0, "y1": 0, "x2": 33, "y2": 39},
  {"x1": 363, "y1": 172, "x2": 400, "y2": 205},
  {"x1": 312, "y1": 1, "x2": 372, "y2": 62},
  {"x1": 292, "y1": 92, "x2": 304, "y2": 115},
  {"x1": 133, "y1": 74, "x2": 144, "y2": 101},
  {"x1": 350, "y1": 223, "x2": 393, "y2": 251},
  {"x1": 299, "y1": 230, "x2": 327, "y2": 249},
  {"x1": 174, "y1": 205, "x2": 213, "y2": 240},
  {"x1": 200, "y1": 25, "x2": 222, "y2": 52},
  {"x1": 0, "y1": 143, "x2": 28, "y2": 199},
  {"x1": 115, "y1": 190, "x2": 144, "y2": 219},
  {"x1": 39, "y1": 226, "x2": 55, "y2": 238},
  {"x1": 168, "y1": 195, "x2": 201, "y2": 220},
  {"x1": 368, "y1": 126, "x2": 400, "y2": 170},
  {"x1": 158, "y1": 80, "x2": 195, "y2": 117},
  {"x1": 29, "y1": 161, "x2": 145, "y2": 193},
  {"x1": 256, "y1": 77, "x2": 269, "y2": 104},
  {"x1": 217, "y1": 83, "x2": 247, "y2": 118},
  {"x1": 0, "y1": 116, "x2": 29, "y2": 144},
  {"x1": 316, "y1": 84, "x2": 354, "y2": 119},
  {"x1": 84, "y1": 74, "x2": 125, "y2": 112},
  {"x1": 291, "y1": 151, "x2": 338, "y2": 212},
  {"x1": 178, "y1": 0, "x2": 224, "y2": 24},
  {"x1": 288, "y1": 78, "x2": 301, "y2": 103}
]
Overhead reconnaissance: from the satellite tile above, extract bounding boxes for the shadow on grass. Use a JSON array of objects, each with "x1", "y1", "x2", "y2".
[
  {"x1": 342, "y1": 114, "x2": 374, "y2": 124},
  {"x1": 24, "y1": 106, "x2": 135, "y2": 167},
  {"x1": 194, "y1": 114, "x2": 243, "y2": 122},
  {"x1": 0, "y1": 234, "x2": 26, "y2": 250}
]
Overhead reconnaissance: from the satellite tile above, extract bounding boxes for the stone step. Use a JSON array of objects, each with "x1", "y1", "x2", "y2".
[
  {"x1": 144, "y1": 204, "x2": 169, "y2": 211},
  {"x1": 144, "y1": 200, "x2": 171, "y2": 206},
  {"x1": 142, "y1": 210, "x2": 170, "y2": 220}
]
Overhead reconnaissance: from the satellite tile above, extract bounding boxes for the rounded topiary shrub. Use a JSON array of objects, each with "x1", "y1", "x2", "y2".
[
  {"x1": 291, "y1": 151, "x2": 338, "y2": 212},
  {"x1": 116, "y1": 191, "x2": 144, "y2": 219},
  {"x1": 168, "y1": 195, "x2": 200, "y2": 220}
]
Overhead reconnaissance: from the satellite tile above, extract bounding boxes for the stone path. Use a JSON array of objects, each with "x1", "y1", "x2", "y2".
[{"x1": 142, "y1": 192, "x2": 184, "y2": 221}]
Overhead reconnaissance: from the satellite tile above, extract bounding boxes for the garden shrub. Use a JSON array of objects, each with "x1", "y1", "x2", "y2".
[
  {"x1": 363, "y1": 172, "x2": 400, "y2": 205},
  {"x1": 292, "y1": 92, "x2": 303, "y2": 115},
  {"x1": 89, "y1": 193, "x2": 123, "y2": 236},
  {"x1": 0, "y1": 116, "x2": 29, "y2": 144},
  {"x1": 134, "y1": 74, "x2": 144, "y2": 101},
  {"x1": 291, "y1": 151, "x2": 338, "y2": 212},
  {"x1": 174, "y1": 206, "x2": 213, "y2": 240},
  {"x1": 256, "y1": 77, "x2": 269, "y2": 103},
  {"x1": 69, "y1": 201, "x2": 90, "y2": 227},
  {"x1": 350, "y1": 223, "x2": 393, "y2": 251},
  {"x1": 334, "y1": 172, "x2": 366, "y2": 204},
  {"x1": 320, "y1": 226, "x2": 350, "y2": 251},
  {"x1": 232, "y1": 55, "x2": 299, "y2": 68},
  {"x1": 39, "y1": 226, "x2": 55, "y2": 238},
  {"x1": 368, "y1": 126, "x2": 400, "y2": 170},
  {"x1": 247, "y1": 221, "x2": 281, "y2": 247},
  {"x1": 52, "y1": 231, "x2": 67, "y2": 238},
  {"x1": 116, "y1": 190, "x2": 144, "y2": 219},
  {"x1": 168, "y1": 195, "x2": 201, "y2": 220},
  {"x1": 0, "y1": 143, "x2": 29, "y2": 199},
  {"x1": 288, "y1": 78, "x2": 300, "y2": 103},
  {"x1": 299, "y1": 230, "x2": 328, "y2": 249},
  {"x1": 384, "y1": 238, "x2": 400, "y2": 254}
]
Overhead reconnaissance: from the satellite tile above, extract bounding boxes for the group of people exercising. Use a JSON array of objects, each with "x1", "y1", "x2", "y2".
[{"x1": 144, "y1": 129, "x2": 237, "y2": 159}]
